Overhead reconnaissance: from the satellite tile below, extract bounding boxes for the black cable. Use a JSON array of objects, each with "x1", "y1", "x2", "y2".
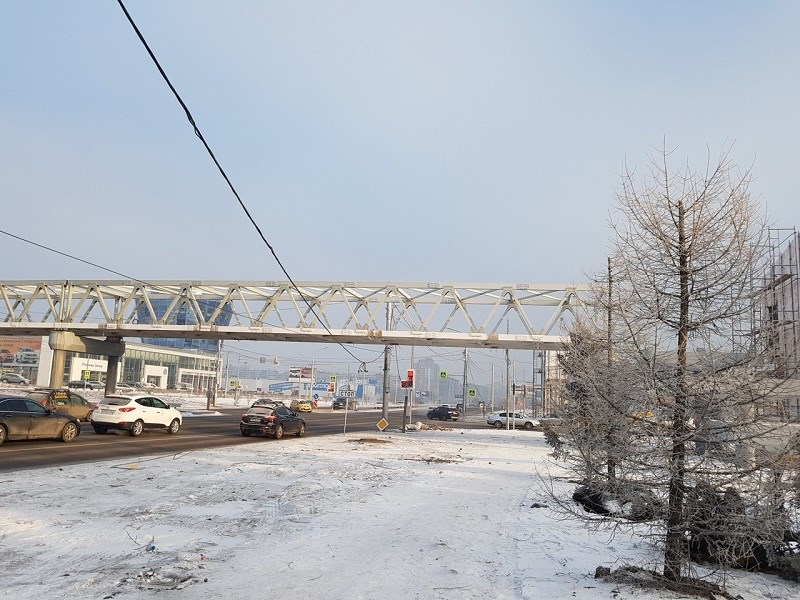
[{"x1": 115, "y1": 0, "x2": 363, "y2": 364}]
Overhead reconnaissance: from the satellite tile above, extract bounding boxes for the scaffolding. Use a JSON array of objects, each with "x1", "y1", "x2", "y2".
[{"x1": 760, "y1": 228, "x2": 800, "y2": 378}]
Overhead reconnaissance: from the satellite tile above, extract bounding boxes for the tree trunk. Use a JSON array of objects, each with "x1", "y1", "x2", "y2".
[{"x1": 664, "y1": 198, "x2": 689, "y2": 581}]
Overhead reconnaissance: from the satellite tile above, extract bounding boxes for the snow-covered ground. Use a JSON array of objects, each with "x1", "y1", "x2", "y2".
[{"x1": 1, "y1": 394, "x2": 797, "y2": 599}]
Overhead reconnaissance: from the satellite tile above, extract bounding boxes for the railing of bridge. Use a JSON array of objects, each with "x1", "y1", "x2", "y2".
[{"x1": 0, "y1": 281, "x2": 591, "y2": 349}]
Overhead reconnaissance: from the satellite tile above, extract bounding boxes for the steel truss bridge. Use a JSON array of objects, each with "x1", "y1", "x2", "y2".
[{"x1": 0, "y1": 281, "x2": 590, "y2": 350}]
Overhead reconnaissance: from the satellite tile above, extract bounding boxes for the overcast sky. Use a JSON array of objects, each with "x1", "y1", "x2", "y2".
[{"x1": 2, "y1": 2, "x2": 799, "y2": 376}]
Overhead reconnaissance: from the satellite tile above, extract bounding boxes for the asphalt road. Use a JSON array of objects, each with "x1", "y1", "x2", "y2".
[{"x1": 0, "y1": 408, "x2": 486, "y2": 472}]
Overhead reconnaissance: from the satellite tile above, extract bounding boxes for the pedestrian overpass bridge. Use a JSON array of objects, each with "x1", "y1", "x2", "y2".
[{"x1": 0, "y1": 280, "x2": 589, "y2": 351}]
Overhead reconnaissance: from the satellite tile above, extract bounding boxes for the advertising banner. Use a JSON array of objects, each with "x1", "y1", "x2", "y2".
[
  {"x1": 288, "y1": 367, "x2": 312, "y2": 382},
  {"x1": 0, "y1": 336, "x2": 42, "y2": 366}
]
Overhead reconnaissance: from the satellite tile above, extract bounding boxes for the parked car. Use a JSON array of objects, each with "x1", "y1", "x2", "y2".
[
  {"x1": 427, "y1": 405, "x2": 460, "y2": 421},
  {"x1": 0, "y1": 373, "x2": 30, "y2": 385},
  {"x1": 539, "y1": 414, "x2": 566, "y2": 427},
  {"x1": 240, "y1": 404, "x2": 305, "y2": 439},
  {"x1": 91, "y1": 394, "x2": 182, "y2": 436},
  {"x1": 0, "y1": 395, "x2": 80, "y2": 445},
  {"x1": 486, "y1": 412, "x2": 538, "y2": 430},
  {"x1": 26, "y1": 389, "x2": 96, "y2": 422},
  {"x1": 332, "y1": 397, "x2": 358, "y2": 410},
  {"x1": 67, "y1": 380, "x2": 104, "y2": 390},
  {"x1": 114, "y1": 382, "x2": 136, "y2": 392},
  {"x1": 290, "y1": 398, "x2": 314, "y2": 412}
]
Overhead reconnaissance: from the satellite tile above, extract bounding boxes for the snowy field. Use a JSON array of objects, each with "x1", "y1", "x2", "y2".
[{"x1": 1, "y1": 394, "x2": 798, "y2": 599}]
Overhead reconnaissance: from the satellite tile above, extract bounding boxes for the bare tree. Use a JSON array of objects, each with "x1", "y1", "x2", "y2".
[{"x1": 556, "y1": 144, "x2": 798, "y2": 584}]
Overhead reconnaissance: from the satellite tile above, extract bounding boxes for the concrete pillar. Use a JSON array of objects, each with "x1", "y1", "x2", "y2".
[
  {"x1": 105, "y1": 355, "x2": 120, "y2": 395},
  {"x1": 49, "y1": 348, "x2": 67, "y2": 389},
  {"x1": 48, "y1": 332, "x2": 125, "y2": 390}
]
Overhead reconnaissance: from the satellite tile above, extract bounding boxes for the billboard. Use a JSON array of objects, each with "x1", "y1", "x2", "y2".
[
  {"x1": 0, "y1": 336, "x2": 42, "y2": 366},
  {"x1": 288, "y1": 367, "x2": 312, "y2": 382}
]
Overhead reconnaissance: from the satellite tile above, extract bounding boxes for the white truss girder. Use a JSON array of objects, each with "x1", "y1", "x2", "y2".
[{"x1": 0, "y1": 281, "x2": 590, "y2": 350}]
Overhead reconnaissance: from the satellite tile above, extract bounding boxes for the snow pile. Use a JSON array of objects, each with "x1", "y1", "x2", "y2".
[{"x1": 1, "y1": 428, "x2": 796, "y2": 599}]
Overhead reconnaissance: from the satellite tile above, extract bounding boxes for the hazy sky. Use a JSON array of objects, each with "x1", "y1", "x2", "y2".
[{"x1": 2, "y1": 2, "x2": 799, "y2": 378}]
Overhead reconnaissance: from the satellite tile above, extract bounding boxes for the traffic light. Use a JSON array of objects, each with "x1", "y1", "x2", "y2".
[{"x1": 407, "y1": 369, "x2": 415, "y2": 386}]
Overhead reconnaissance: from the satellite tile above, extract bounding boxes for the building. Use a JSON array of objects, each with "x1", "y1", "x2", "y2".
[
  {"x1": 762, "y1": 229, "x2": 800, "y2": 378},
  {"x1": 137, "y1": 299, "x2": 232, "y2": 352}
]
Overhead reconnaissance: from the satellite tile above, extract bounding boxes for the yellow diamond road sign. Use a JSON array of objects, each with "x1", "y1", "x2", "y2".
[{"x1": 377, "y1": 418, "x2": 389, "y2": 431}]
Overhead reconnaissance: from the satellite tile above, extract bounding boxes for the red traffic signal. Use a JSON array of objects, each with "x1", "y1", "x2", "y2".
[{"x1": 407, "y1": 369, "x2": 415, "y2": 384}]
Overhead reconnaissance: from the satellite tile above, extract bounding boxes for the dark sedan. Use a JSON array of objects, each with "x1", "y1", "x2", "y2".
[
  {"x1": 0, "y1": 395, "x2": 81, "y2": 445},
  {"x1": 427, "y1": 405, "x2": 460, "y2": 421},
  {"x1": 240, "y1": 405, "x2": 305, "y2": 439}
]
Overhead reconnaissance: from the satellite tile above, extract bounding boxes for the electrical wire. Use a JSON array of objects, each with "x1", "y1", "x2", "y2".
[{"x1": 115, "y1": 0, "x2": 364, "y2": 366}]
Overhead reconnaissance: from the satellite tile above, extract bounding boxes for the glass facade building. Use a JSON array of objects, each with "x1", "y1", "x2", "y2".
[{"x1": 137, "y1": 299, "x2": 232, "y2": 352}]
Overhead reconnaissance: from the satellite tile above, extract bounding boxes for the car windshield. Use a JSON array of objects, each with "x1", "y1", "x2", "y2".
[{"x1": 101, "y1": 396, "x2": 133, "y2": 406}]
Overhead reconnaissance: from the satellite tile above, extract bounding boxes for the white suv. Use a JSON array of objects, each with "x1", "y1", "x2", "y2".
[
  {"x1": 91, "y1": 394, "x2": 182, "y2": 436},
  {"x1": 486, "y1": 412, "x2": 538, "y2": 430}
]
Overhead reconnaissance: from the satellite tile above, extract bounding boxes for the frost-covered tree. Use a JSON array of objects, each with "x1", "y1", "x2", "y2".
[{"x1": 557, "y1": 145, "x2": 798, "y2": 584}]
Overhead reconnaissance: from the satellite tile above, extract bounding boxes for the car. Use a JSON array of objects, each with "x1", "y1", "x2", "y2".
[
  {"x1": 114, "y1": 382, "x2": 136, "y2": 391},
  {"x1": 67, "y1": 380, "x2": 104, "y2": 390},
  {"x1": 0, "y1": 349, "x2": 14, "y2": 364},
  {"x1": 26, "y1": 389, "x2": 96, "y2": 422},
  {"x1": 240, "y1": 404, "x2": 306, "y2": 439},
  {"x1": 91, "y1": 394, "x2": 182, "y2": 436},
  {"x1": 539, "y1": 414, "x2": 566, "y2": 427},
  {"x1": 251, "y1": 398, "x2": 285, "y2": 408},
  {"x1": 0, "y1": 373, "x2": 30, "y2": 385},
  {"x1": 427, "y1": 405, "x2": 460, "y2": 421},
  {"x1": 14, "y1": 348, "x2": 39, "y2": 364},
  {"x1": 0, "y1": 395, "x2": 80, "y2": 445},
  {"x1": 486, "y1": 412, "x2": 539, "y2": 430},
  {"x1": 290, "y1": 398, "x2": 314, "y2": 412},
  {"x1": 332, "y1": 397, "x2": 358, "y2": 410}
]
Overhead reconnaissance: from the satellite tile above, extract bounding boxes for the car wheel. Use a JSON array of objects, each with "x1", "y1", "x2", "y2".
[
  {"x1": 0, "y1": 378, "x2": 8, "y2": 383},
  {"x1": 297, "y1": 423, "x2": 305, "y2": 438},
  {"x1": 92, "y1": 425, "x2": 109, "y2": 434},
  {"x1": 524, "y1": 421, "x2": 534, "y2": 430},
  {"x1": 85, "y1": 410, "x2": 93, "y2": 423},
  {"x1": 167, "y1": 419, "x2": 180, "y2": 434},
  {"x1": 241, "y1": 429, "x2": 252, "y2": 437},
  {"x1": 129, "y1": 420, "x2": 144, "y2": 437},
  {"x1": 0, "y1": 424, "x2": 6, "y2": 445},
  {"x1": 273, "y1": 424, "x2": 284, "y2": 440},
  {"x1": 61, "y1": 422, "x2": 78, "y2": 442},
  {"x1": 493, "y1": 420, "x2": 503, "y2": 428}
]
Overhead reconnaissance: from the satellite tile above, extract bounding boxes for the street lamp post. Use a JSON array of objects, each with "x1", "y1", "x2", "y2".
[{"x1": 310, "y1": 346, "x2": 329, "y2": 404}]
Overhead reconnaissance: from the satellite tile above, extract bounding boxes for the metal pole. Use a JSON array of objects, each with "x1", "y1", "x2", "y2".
[
  {"x1": 490, "y1": 364, "x2": 495, "y2": 413},
  {"x1": 381, "y1": 303, "x2": 391, "y2": 422},
  {"x1": 461, "y1": 348, "x2": 468, "y2": 416}
]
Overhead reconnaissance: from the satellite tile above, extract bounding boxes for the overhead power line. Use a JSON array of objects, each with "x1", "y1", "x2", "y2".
[{"x1": 115, "y1": 0, "x2": 364, "y2": 364}]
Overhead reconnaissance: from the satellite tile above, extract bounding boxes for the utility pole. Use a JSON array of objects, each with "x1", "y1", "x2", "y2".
[
  {"x1": 382, "y1": 303, "x2": 391, "y2": 422},
  {"x1": 461, "y1": 348, "x2": 468, "y2": 416},
  {"x1": 490, "y1": 364, "x2": 495, "y2": 413}
]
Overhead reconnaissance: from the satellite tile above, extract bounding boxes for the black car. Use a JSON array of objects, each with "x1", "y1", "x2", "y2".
[
  {"x1": 67, "y1": 380, "x2": 104, "y2": 390},
  {"x1": 427, "y1": 405, "x2": 460, "y2": 421},
  {"x1": 0, "y1": 395, "x2": 81, "y2": 445},
  {"x1": 240, "y1": 405, "x2": 305, "y2": 439},
  {"x1": 332, "y1": 397, "x2": 358, "y2": 410}
]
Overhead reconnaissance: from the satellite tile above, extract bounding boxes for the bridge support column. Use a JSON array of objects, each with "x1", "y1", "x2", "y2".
[
  {"x1": 105, "y1": 355, "x2": 121, "y2": 395},
  {"x1": 49, "y1": 349, "x2": 68, "y2": 390},
  {"x1": 48, "y1": 332, "x2": 126, "y2": 390}
]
